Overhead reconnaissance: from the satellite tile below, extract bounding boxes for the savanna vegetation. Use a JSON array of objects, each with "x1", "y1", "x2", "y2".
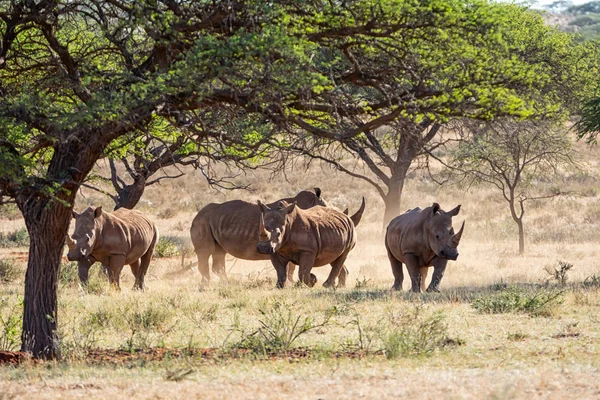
[{"x1": 1, "y1": 0, "x2": 600, "y2": 398}]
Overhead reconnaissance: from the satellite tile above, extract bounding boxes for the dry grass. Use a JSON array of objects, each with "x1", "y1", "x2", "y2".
[{"x1": 1, "y1": 140, "x2": 600, "y2": 398}]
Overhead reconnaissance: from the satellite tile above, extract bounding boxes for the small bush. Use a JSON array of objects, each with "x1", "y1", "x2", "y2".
[
  {"x1": 0, "y1": 297, "x2": 22, "y2": 351},
  {"x1": 157, "y1": 207, "x2": 177, "y2": 219},
  {"x1": 88, "y1": 309, "x2": 113, "y2": 329},
  {"x1": 83, "y1": 267, "x2": 109, "y2": 295},
  {"x1": 60, "y1": 261, "x2": 79, "y2": 286},
  {"x1": 0, "y1": 259, "x2": 20, "y2": 283},
  {"x1": 0, "y1": 204, "x2": 21, "y2": 220},
  {"x1": 544, "y1": 260, "x2": 573, "y2": 287},
  {"x1": 381, "y1": 306, "x2": 462, "y2": 359},
  {"x1": 155, "y1": 236, "x2": 184, "y2": 258},
  {"x1": 119, "y1": 301, "x2": 174, "y2": 350},
  {"x1": 583, "y1": 274, "x2": 600, "y2": 289},
  {"x1": 126, "y1": 304, "x2": 171, "y2": 331},
  {"x1": 340, "y1": 311, "x2": 379, "y2": 354},
  {"x1": 354, "y1": 276, "x2": 372, "y2": 289},
  {"x1": 234, "y1": 300, "x2": 335, "y2": 355},
  {"x1": 471, "y1": 286, "x2": 564, "y2": 316},
  {"x1": 0, "y1": 228, "x2": 29, "y2": 248}
]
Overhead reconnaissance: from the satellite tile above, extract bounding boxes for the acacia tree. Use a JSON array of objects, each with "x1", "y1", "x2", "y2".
[
  {"x1": 446, "y1": 119, "x2": 575, "y2": 255},
  {"x1": 273, "y1": 3, "x2": 597, "y2": 224},
  {"x1": 0, "y1": 0, "x2": 326, "y2": 359}
]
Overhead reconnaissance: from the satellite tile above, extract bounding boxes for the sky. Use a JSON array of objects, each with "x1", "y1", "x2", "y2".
[
  {"x1": 533, "y1": 0, "x2": 593, "y2": 6},
  {"x1": 498, "y1": 0, "x2": 595, "y2": 10}
]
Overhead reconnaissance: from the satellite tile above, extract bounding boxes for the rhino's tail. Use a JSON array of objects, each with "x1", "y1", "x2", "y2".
[{"x1": 350, "y1": 197, "x2": 366, "y2": 227}]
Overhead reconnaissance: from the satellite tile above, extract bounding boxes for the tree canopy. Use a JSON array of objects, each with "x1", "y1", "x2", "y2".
[{"x1": 270, "y1": 2, "x2": 598, "y2": 223}]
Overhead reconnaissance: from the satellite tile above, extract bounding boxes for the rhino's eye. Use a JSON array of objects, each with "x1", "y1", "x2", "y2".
[{"x1": 435, "y1": 234, "x2": 439, "y2": 240}]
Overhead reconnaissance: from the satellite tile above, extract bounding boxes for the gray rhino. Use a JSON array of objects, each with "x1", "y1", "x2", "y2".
[
  {"x1": 66, "y1": 206, "x2": 159, "y2": 290},
  {"x1": 385, "y1": 203, "x2": 464, "y2": 293},
  {"x1": 190, "y1": 188, "x2": 329, "y2": 284},
  {"x1": 256, "y1": 198, "x2": 365, "y2": 288}
]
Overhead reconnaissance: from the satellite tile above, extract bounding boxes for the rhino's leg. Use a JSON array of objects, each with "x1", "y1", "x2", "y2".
[
  {"x1": 387, "y1": 249, "x2": 403, "y2": 291},
  {"x1": 420, "y1": 267, "x2": 429, "y2": 292},
  {"x1": 271, "y1": 254, "x2": 289, "y2": 289},
  {"x1": 107, "y1": 255, "x2": 126, "y2": 290},
  {"x1": 130, "y1": 260, "x2": 140, "y2": 288},
  {"x1": 426, "y1": 259, "x2": 448, "y2": 293},
  {"x1": 337, "y1": 265, "x2": 349, "y2": 287},
  {"x1": 213, "y1": 250, "x2": 228, "y2": 282},
  {"x1": 323, "y1": 251, "x2": 348, "y2": 288},
  {"x1": 297, "y1": 252, "x2": 318, "y2": 287},
  {"x1": 135, "y1": 229, "x2": 158, "y2": 290},
  {"x1": 78, "y1": 258, "x2": 93, "y2": 285},
  {"x1": 136, "y1": 247, "x2": 154, "y2": 290},
  {"x1": 287, "y1": 263, "x2": 296, "y2": 284},
  {"x1": 403, "y1": 254, "x2": 422, "y2": 293},
  {"x1": 196, "y1": 253, "x2": 211, "y2": 285},
  {"x1": 212, "y1": 247, "x2": 228, "y2": 282}
]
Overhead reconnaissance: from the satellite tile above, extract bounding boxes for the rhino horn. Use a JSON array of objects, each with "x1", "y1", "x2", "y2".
[
  {"x1": 66, "y1": 235, "x2": 76, "y2": 249},
  {"x1": 259, "y1": 213, "x2": 269, "y2": 239},
  {"x1": 350, "y1": 196, "x2": 366, "y2": 227},
  {"x1": 452, "y1": 221, "x2": 465, "y2": 246}
]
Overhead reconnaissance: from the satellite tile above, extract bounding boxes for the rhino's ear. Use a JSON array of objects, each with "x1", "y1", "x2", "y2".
[
  {"x1": 285, "y1": 201, "x2": 297, "y2": 214},
  {"x1": 448, "y1": 205, "x2": 461, "y2": 216},
  {"x1": 94, "y1": 206, "x2": 103, "y2": 218},
  {"x1": 432, "y1": 203, "x2": 440, "y2": 215},
  {"x1": 314, "y1": 187, "x2": 322, "y2": 198},
  {"x1": 257, "y1": 200, "x2": 270, "y2": 213},
  {"x1": 72, "y1": 210, "x2": 79, "y2": 219}
]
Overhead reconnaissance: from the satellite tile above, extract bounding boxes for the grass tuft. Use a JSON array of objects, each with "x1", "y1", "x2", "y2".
[
  {"x1": 155, "y1": 236, "x2": 184, "y2": 258},
  {"x1": 0, "y1": 259, "x2": 20, "y2": 283},
  {"x1": 381, "y1": 305, "x2": 462, "y2": 359},
  {"x1": 471, "y1": 286, "x2": 564, "y2": 316},
  {"x1": 0, "y1": 228, "x2": 29, "y2": 248},
  {"x1": 233, "y1": 299, "x2": 336, "y2": 355}
]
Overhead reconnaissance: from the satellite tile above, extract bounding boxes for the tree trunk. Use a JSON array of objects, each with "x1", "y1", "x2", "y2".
[
  {"x1": 382, "y1": 166, "x2": 410, "y2": 226},
  {"x1": 517, "y1": 218, "x2": 525, "y2": 256},
  {"x1": 114, "y1": 175, "x2": 147, "y2": 210},
  {"x1": 19, "y1": 199, "x2": 73, "y2": 359},
  {"x1": 17, "y1": 138, "x2": 103, "y2": 359},
  {"x1": 508, "y1": 193, "x2": 525, "y2": 256}
]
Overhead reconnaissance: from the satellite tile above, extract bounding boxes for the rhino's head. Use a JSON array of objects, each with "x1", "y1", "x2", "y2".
[
  {"x1": 66, "y1": 206, "x2": 103, "y2": 262},
  {"x1": 256, "y1": 200, "x2": 296, "y2": 255},
  {"x1": 294, "y1": 187, "x2": 327, "y2": 208},
  {"x1": 427, "y1": 203, "x2": 465, "y2": 261}
]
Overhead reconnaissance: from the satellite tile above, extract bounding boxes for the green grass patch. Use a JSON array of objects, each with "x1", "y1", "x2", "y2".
[
  {"x1": 0, "y1": 228, "x2": 29, "y2": 248},
  {"x1": 471, "y1": 286, "x2": 564, "y2": 317}
]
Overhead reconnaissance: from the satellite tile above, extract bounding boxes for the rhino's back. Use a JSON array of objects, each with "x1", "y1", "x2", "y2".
[
  {"x1": 385, "y1": 207, "x2": 426, "y2": 261},
  {"x1": 191, "y1": 200, "x2": 266, "y2": 260},
  {"x1": 292, "y1": 207, "x2": 356, "y2": 267},
  {"x1": 95, "y1": 209, "x2": 157, "y2": 263}
]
